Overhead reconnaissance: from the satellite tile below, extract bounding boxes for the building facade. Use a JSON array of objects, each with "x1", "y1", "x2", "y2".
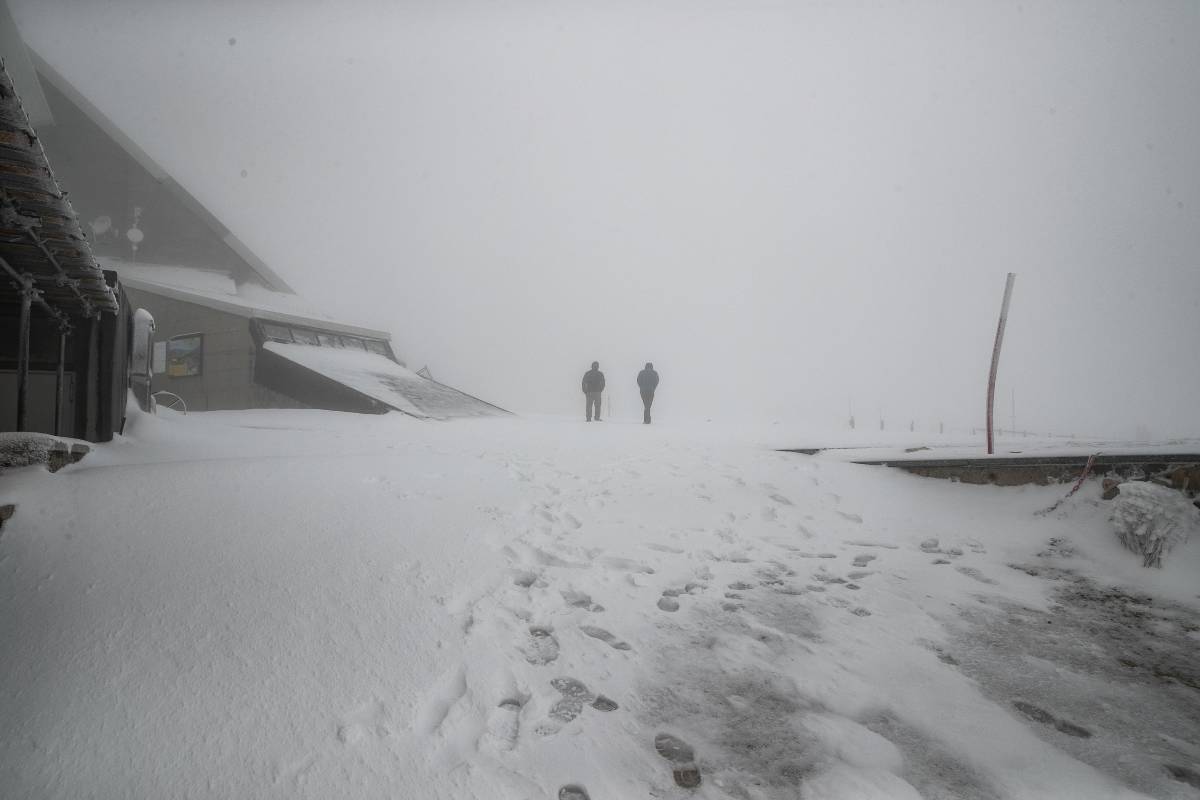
[{"x1": 3, "y1": 4, "x2": 505, "y2": 421}]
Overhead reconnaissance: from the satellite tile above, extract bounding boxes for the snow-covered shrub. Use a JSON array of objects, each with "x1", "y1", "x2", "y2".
[{"x1": 1109, "y1": 481, "x2": 1199, "y2": 568}]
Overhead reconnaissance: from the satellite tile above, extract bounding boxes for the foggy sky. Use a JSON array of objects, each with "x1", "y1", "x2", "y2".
[{"x1": 11, "y1": 0, "x2": 1200, "y2": 438}]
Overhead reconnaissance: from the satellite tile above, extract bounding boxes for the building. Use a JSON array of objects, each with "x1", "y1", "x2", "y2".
[
  {"x1": 2, "y1": 3, "x2": 505, "y2": 420},
  {"x1": 0, "y1": 57, "x2": 135, "y2": 442}
]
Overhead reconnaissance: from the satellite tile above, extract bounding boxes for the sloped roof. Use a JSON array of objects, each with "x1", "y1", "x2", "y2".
[
  {"x1": 26, "y1": 49, "x2": 296, "y2": 295},
  {"x1": 264, "y1": 342, "x2": 509, "y2": 419},
  {"x1": 112, "y1": 258, "x2": 391, "y2": 340}
]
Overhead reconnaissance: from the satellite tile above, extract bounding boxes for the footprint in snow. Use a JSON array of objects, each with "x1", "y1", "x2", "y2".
[
  {"x1": 847, "y1": 571, "x2": 872, "y2": 581},
  {"x1": 484, "y1": 698, "x2": 524, "y2": 752},
  {"x1": 1012, "y1": 700, "x2": 1092, "y2": 738},
  {"x1": 852, "y1": 554, "x2": 877, "y2": 567},
  {"x1": 599, "y1": 556, "x2": 656, "y2": 574},
  {"x1": 645, "y1": 543, "x2": 684, "y2": 554},
  {"x1": 654, "y1": 733, "x2": 702, "y2": 788},
  {"x1": 547, "y1": 677, "x2": 594, "y2": 725},
  {"x1": 512, "y1": 570, "x2": 539, "y2": 588},
  {"x1": 837, "y1": 511, "x2": 864, "y2": 524},
  {"x1": 544, "y1": 676, "x2": 619, "y2": 724},
  {"x1": 336, "y1": 700, "x2": 389, "y2": 745},
  {"x1": 767, "y1": 492, "x2": 794, "y2": 506},
  {"x1": 1165, "y1": 764, "x2": 1200, "y2": 790},
  {"x1": 523, "y1": 626, "x2": 560, "y2": 665},
  {"x1": 558, "y1": 785, "x2": 591, "y2": 800},
  {"x1": 917, "y1": 639, "x2": 958, "y2": 665},
  {"x1": 658, "y1": 596, "x2": 680, "y2": 612},
  {"x1": 592, "y1": 695, "x2": 619, "y2": 711},
  {"x1": 579, "y1": 625, "x2": 632, "y2": 651},
  {"x1": 955, "y1": 566, "x2": 998, "y2": 585},
  {"x1": 561, "y1": 589, "x2": 604, "y2": 612}
]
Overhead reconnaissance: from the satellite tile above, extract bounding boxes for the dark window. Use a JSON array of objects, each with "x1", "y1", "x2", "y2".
[
  {"x1": 261, "y1": 323, "x2": 293, "y2": 343},
  {"x1": 317, "y1": 333, "x2": 342, "y2": 348},
  {"x1": 292, "y1": 328, "x2": 320, "y2": 345},
  {"x1": 365, "y1": 339, "x2": 389, "y2": 356}
]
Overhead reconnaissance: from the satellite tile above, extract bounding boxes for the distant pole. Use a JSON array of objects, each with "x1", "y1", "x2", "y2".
[{"x1": 986, "y1": 273, "x2": 1016, "y2": 454}]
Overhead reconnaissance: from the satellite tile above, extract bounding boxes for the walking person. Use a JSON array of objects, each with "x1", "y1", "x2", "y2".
[
  {"x1": 637, "y1": 362, "x2": 659, "y2": 424},
  {"x1": 582, "y1": 361, "x2": 605, "y2": 421}
]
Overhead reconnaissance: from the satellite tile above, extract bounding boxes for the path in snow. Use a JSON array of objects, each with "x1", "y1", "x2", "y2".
[{"x1": 1, "y1": 410, "x2": 1197, "y2": 799}]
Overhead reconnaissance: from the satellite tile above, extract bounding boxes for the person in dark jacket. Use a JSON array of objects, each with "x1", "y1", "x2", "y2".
[
  {"x1": 582, "y1": 361, "x2": 605, "y2": 421},
  {"x1": 637, "y1": 362, "x2": 659, "y2": 424}
]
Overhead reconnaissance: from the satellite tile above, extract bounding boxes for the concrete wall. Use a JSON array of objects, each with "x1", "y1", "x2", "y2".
[{"x1": 124, "y1": 287, "x2": 305, "y2": 412}]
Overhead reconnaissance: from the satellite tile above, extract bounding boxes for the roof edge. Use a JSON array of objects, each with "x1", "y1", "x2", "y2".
[
  {"x1": 0, "y1": 0, "x2": 52, "y2": 126},
  {"x1": 120, "y1": 275, "x2": 392, "y2": 341},
  {"x1": 27, "y1": 47, "x2": 296, "y2": 295}
]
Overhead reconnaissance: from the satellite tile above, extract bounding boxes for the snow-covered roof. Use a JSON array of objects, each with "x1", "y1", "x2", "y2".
[
  {"x1": 110, "y1": 258, "x2": 391, "y2": 341},
  {"x1": 263, "y1": 342, "x2": 507, "y2": 419}
]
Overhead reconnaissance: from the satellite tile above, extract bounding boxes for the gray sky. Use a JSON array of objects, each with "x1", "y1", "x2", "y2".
[{"x1": 12, "y1": 0, "x2": 1200, "y2": 437}]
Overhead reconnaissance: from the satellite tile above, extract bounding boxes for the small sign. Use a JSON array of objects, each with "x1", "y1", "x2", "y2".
[{"x1": 167, "y1": 334, "x2": 203, "y2": 377}]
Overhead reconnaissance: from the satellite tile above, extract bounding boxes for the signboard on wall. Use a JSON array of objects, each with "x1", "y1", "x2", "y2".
[{"x1": 166, "y1": 334, "x2": 203, "y2": 377}]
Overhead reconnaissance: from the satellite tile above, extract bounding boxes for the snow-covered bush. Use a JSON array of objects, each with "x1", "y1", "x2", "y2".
[{"x1": 1109, "y1": 481, "x2": 1199, "y2": 568}]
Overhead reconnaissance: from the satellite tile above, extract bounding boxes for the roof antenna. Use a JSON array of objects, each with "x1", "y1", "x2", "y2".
[{"x1": 126, "y1": 206, "x2": 144, "y2": 261}]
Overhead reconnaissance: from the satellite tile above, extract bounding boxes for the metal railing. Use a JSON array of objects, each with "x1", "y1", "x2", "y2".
[{"x1": 152, "y1": 391, "x2": 187, "y2": 414}]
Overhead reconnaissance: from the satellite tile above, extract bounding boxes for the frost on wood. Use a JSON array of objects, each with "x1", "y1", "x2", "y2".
[{"x1": 1109, "y1": 482, "x2": 1198, "y2": 568}]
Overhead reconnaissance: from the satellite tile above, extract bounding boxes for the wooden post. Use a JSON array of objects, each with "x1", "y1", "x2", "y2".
[
  {"x1": 986, "y1": 273, "x2": 1016, "y2": 455},
  {"x1": 54, "y1": 323, "x2": 69, "y2": 435},
  {"x1": 15, "y1": 276, "x2": 34, "y2": 431}
]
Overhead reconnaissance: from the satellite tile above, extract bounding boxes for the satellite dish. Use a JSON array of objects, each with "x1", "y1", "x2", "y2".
[{"x1": 90, "y1": 215, "x2": 112, "y2": 235}]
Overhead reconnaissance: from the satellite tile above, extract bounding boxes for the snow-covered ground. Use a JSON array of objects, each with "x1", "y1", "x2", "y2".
[{"x1": 1, "y1": 409, "x2": 1198, "y2": 799}]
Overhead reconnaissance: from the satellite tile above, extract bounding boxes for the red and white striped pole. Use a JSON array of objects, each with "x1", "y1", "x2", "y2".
[{"x1": 986, "y1": 273, "x2": 1016, "y2": 455}]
